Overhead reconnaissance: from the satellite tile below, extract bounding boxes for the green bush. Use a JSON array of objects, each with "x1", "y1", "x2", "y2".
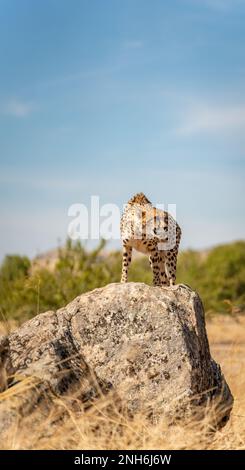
[
  {"x1": 176, "y1": 241, "x2": 245, "y2": 314},
  {"x1": 0, "y1": 240, "x2": 244, "y2": 322}
]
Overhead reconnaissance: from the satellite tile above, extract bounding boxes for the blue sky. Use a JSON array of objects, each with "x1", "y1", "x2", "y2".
[{"x1": 0, "y1": 0, "x2": 245, "y2": 259}]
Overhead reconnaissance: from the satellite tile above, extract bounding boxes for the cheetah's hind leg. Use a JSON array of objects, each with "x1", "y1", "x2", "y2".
[
  {"x1": 159, "y1": 253, "x2": 169, "y2": 286},
  {"x1": 149, "y1": 251, "x2": 161, "y2": 286}
]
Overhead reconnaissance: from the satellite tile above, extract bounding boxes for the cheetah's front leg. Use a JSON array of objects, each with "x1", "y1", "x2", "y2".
[
  {"x1": 159, "y1": 254, "x2": 169, "y2": 286},
  {"x1": 121, "y1": 244, "x2": 132, "y2": 283},
  {"x1": 149, "y1": 252, "x2": 161, "y2": 286}
]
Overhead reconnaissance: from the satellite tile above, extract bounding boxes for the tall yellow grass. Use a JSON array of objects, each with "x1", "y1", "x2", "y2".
[{"x1": 0, "y1": 316, "x2": 244, "y2": 450}]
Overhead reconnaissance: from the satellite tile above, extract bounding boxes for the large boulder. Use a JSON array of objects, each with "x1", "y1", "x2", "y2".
[{"x1": 0, "y1": 283, "x2": 233, "y2": 435}]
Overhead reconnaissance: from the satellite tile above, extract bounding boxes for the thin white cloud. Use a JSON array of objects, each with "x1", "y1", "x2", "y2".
[
  {"x1": 37, "y1": 63, "x2": 123, "y2": 89},
  {"x1": 123, "y1": 40, "x2": 143, "y2": 49},
  {"x1": 3, "y1": 98, "x2": 34, "y2": 117},
  {"x1": 0, "y1": 173, "x2": 82, "y2": 191},
  {"x1": 177, "y1": 104, "x2": 245, "y2": 136},
  {"x1": 192, "y1": 0, "x2": 245, "y2": 10}
]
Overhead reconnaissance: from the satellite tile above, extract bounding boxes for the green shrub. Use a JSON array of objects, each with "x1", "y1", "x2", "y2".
[
  {"x1": 176, "y1": 241, "x2": 245, "y2": 314},
  {"x1": 0, "y1": 240, "x2": 244, "y2": 322}
]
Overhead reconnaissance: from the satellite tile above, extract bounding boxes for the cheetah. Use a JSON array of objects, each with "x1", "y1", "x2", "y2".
[{"x1": 120, "y1": 193, "x2": 181, "y2": 286}]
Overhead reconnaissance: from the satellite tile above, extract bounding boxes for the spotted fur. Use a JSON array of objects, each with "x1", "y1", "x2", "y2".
[{"x1": 120, "y1": 193, "x2": 181, "y2": 286}]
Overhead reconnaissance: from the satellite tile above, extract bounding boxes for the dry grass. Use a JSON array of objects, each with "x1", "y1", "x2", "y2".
[{"x1": 0, "y1": 315, "x2": 245, "y2": 450}]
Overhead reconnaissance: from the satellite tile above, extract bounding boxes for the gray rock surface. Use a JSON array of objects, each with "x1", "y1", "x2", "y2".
[{"x1": 0, "y1": 282, "x2": 233, "y2": 434}]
